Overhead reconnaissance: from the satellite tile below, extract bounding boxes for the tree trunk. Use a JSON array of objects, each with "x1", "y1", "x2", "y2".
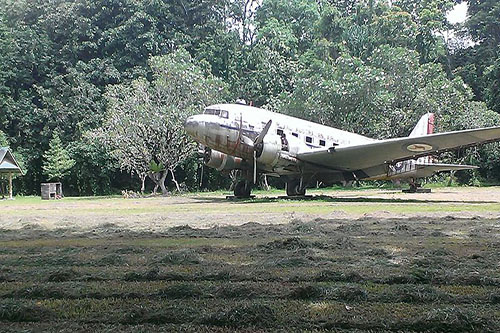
[
  {"x1": 148, "y1": 171, "x2": 163, "y2": 195},
  {"x1": 159, "y1": 171, "x2": 168, "y2": 195},
  {"x1": 140, "y1": 173, "x2": 146, "y2": 195},
  {"x1": 170, "y1": 168, "x2": 181, "y2": 193}
]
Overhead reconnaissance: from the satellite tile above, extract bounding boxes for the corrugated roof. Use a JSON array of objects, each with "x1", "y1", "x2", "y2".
[{"x1": 0, "y1": 147, "x2": 22, "y2": 174}]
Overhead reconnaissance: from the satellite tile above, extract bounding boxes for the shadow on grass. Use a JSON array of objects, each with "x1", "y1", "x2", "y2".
[{"x1": 189, "y1": 194, "x2": 497, "y2": 205}]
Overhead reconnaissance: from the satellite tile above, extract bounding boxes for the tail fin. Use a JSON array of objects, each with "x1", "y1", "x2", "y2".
[
  {"x1": 410, "y1": 113, "x2": 436, "y2": 164},
  {"x1": 410, "y1": 113, "x2": 434, "y2": 137}
]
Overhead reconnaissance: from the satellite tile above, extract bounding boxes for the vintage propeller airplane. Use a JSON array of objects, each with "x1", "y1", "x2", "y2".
[{"x1": 184, "y1": 103, "x2": 500, "y2": 198}]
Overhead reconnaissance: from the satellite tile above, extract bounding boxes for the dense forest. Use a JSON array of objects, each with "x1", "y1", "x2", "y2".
[{"x1": 0, "y1": 0, "x2": 499, "y2": 195}]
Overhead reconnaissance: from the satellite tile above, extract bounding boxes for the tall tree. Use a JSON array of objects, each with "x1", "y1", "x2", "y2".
[{"x1": 42, "y1": 132, "x2": 75, "y2": 181}]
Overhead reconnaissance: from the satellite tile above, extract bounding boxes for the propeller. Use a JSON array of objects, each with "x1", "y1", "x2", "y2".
[
  {"x1": 251, "y1": 120, "x2": 272, "y2": 184},
  {"x1": 196, "y1": 144, "x2": 207, "y2": 188}
]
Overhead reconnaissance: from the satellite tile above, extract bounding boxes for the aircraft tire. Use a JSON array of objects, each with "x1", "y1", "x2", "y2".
[
  {"x1": 234, "y1": 181, "x2": 251, "y2": 198},
  {"x1": 286, "y1": 180, "x2": 306, "y2": 196}
]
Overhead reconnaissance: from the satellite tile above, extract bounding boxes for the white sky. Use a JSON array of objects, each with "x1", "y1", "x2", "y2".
[{"x1": 447, "y1": 2, "x2": 468, "y2": 24}]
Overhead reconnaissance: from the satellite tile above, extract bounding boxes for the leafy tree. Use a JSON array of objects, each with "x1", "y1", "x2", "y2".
[
  {"x1": 0, "y1": 130, "x2": 8, "y2": 147},
  {"x1": 42, "y1": 132, "x2": 75, "y2": 181},
  {"x1": 102, "y1": 49, "x2": 227, "y2": 194}
]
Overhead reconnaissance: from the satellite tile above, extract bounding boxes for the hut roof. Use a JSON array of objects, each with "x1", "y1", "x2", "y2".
[{"x1": 0, "y1": 147, "x2": 22, "y2": 174}]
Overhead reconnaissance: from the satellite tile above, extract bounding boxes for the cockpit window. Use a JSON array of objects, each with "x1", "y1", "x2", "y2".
[{"x1": 204, "y1": 108, "x2": 228, "y2": 119}]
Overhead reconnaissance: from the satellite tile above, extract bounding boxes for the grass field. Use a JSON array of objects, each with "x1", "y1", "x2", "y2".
[{"x1": 0, "y1": 187, "x2": 499, "y2": 332}]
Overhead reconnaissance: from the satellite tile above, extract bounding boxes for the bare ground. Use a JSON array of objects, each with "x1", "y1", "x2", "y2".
[{"x1": 0, "y1": 187, "x2": 499, "y2": 235}]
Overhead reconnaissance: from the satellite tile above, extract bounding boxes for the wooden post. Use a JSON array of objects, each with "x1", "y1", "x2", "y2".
[{"x1": 9, "y1": 172, "x2": 12, "y2": 199}]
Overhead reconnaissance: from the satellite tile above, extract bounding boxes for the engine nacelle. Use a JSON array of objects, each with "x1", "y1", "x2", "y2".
[
  {"x1": 256, "y1": 134, "x2": 281, "y2": 167},
  {"x1": 204, "y1": 148, "x2": 247, "y2": 171}
]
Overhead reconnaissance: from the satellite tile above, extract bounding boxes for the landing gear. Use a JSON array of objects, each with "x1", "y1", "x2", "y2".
[
  {"x1": 402, "y1": 178, "x2": 431, "y2": 193},
  {"x1": 286, "y1": 179, "x2": 306, "y2": 196},
  {"x1": 234, "y1": 180, "x2": 252, "y2": 198}
]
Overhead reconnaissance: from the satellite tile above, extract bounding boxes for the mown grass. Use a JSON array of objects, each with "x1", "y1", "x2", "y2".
[
  {"x1": 2, "y1": 186, "x2": 499, "y2": 218},
  {"x1": 0, "y1": 214, "x2": 499, "y2": 332}
]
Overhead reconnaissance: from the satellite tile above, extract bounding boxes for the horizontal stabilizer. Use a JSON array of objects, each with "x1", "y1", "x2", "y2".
[{"x1": 416, "y1": 163, "x2": 478, "y2": 172}]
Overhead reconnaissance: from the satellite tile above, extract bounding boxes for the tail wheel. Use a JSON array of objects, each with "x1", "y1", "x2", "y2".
[
  {"x1": 234, "y1": 180, "x2": 251, "y2": 198},
  {"x1": 286, "y1": 179, "x2": 306, "y2": 196}
]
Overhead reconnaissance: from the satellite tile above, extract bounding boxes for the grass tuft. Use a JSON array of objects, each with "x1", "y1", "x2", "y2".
[{"x1": 204, "y1": 303, "x2": 276, "y2": 328}]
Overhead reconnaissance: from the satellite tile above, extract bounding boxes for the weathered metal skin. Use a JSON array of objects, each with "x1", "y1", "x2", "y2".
[
  {"x1": 185, "y1": 104, "x2": 498, "y2": 189},
  {"x1": 184, "y1": 103, "x2": 373, "y2": 178}
]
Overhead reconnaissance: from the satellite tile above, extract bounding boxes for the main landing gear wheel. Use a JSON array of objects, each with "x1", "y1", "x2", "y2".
[
  {"x1": 286, "y1": 179, "x2": 306, "y2": 196},
  {"x1": 234, "y1": 180, "x2": 252, "y2": 198}
]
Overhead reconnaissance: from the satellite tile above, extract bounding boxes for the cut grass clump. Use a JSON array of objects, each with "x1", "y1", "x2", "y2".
[
  {"x1": 122, "y1": 305, "x2": 196, "y2": 325},
  {"x1": 94, "y1": 254, "x2": 126, "y2": 266},
  {"x1": 8, "y1": 285, "x2": 77, "y2": 299},
  {"x1": 204, "y1": 303, "x2": 276, "y2": 328},
  {"x1": 216, "y1": 284, "x2": 259, "y2": 298},
  {"x1": 123, "y1": 268, "x2": 159, "y2": 281},
  {"x1": 263, "y1": 237, "x2": 311, "y2": 251},
  {"x1": 315, "y1": 270, "x2": 364, "y2": 283},
  {"x1": 290, "y1": 285, "x2": 323, "y2": 299},
  {"x1": 330, "y1": 285, "x2": 368, "y2": 302},
  {"x1": 409, "y1": 306, "x2": 490, "y2": 332},
  {"x1": 46, "y1": 268, "x2": 78, "y2": 282},
  {"x1": 157, "y1": 283, "x2": 203, "y2": 298},
  {"x1": 364, "y1": 248, "x2": 390, "y2": 257},
  {"x1": 383, "y1": 285, "x2": 448, "y2": 303},
  {"x1": 155, "y1": 249, "x2": 202, "y2": 265},
  {"x1": 383, "y1": 274, "x2": 416, "y2": 284},
  {"x1": 0, "y1": 300, "x2": 55, "y2": 322},
  {"x1": 274, "y1": 257, "x2": 311, "y2": 267}
]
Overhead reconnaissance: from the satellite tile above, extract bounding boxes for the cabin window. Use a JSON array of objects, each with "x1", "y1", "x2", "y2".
[
  {"x1": 277, "y1": 129, "x2": 284, "y2": 136},
  {"x1": 305, "y1": 136, "x2": 312, "y2": 143},
  {"x1": 319, "y1": 139, "x2": 326, "y2": 146},
  {"x1": 204, "y1": 108, "x2": 215, "y2": 115},
  {"x1": 292, "y1": 132, "x2": 298, "y2": 137},
  {"x1": 220, "y1": 110, "x2": 229, "y2": 119}
]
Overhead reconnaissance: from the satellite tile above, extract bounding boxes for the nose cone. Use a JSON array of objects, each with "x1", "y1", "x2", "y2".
[{"x1": 184, "y1": 116, "x2": 197, "y2": 138}]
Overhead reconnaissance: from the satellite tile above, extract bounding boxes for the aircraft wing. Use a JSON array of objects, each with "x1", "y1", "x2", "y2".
[{"x1": 297, "y1": 126, "x2": 500, "y2": 171}]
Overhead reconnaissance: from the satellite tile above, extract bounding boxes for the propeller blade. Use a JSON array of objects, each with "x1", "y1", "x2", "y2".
[
  {"x1": 198, "y1": 163, "x2": 204, "y2": 187},
  {"x1": 253, "y1": 150, "x2": 257, "y2": 184},
  {"x1": 254, "y1": 120, "x2": 272, "y2": 145},
  {"x1": 241, "y1": 135, "x2": 254, "y2": 146}
]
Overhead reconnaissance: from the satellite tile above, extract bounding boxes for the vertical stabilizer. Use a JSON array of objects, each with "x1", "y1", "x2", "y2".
[
  {"x1": 410, "y1": 113, "x2": 434, "y2": 137},
  {"x1": 410, "y1": 113, "x2": 436, "y2": 164}
]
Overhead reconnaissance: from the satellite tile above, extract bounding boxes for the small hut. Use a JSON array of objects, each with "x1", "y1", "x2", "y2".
[
  {"x1": 41, "y1": 182, "x2": 63, "y2": 200},
  {"x1": 0, "y1": 147, "x2": 22, "y2": 199}
]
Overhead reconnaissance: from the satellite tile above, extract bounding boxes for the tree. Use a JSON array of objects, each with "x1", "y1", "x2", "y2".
[
  {"x1": 0, "y1": 130, "x2": 8, "y2": 147},
  {"x1": 42, "y1": 132, "x2": 75, "y2": 181},
  {"x1": 102, "y1": 49, "x2": 227, "y2": 194}
]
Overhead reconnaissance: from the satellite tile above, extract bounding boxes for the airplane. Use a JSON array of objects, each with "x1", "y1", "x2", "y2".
[{"x1": 184, "y1": 103, "x2": 500, "y2": 198}]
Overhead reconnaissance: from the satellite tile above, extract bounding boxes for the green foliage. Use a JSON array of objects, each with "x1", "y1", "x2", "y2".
[
  {"x1": 42, "y1": 132, "x2": 75, "y2": 181},
  {"x1": 1, "y1": 0, "x2": 500, "y2": 193},
  {"x1": 102, "y1": 48, "x2": 228, "y2": 193},
  {"x1": 0, "y1": 130, "x2": 8, "y2": 147}
]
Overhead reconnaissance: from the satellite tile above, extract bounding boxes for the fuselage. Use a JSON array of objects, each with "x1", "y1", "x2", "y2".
[{"x1": 185, "y1": 104, "x2": 376, "y2": 164}]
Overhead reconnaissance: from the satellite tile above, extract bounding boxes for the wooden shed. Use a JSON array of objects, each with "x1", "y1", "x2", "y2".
[
  {"x1": 41, "y1": 182, "x2": 63, "y2": 200},
  {"x1": 0, "y1": 147, "x2": 22, "y2": 199}
]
